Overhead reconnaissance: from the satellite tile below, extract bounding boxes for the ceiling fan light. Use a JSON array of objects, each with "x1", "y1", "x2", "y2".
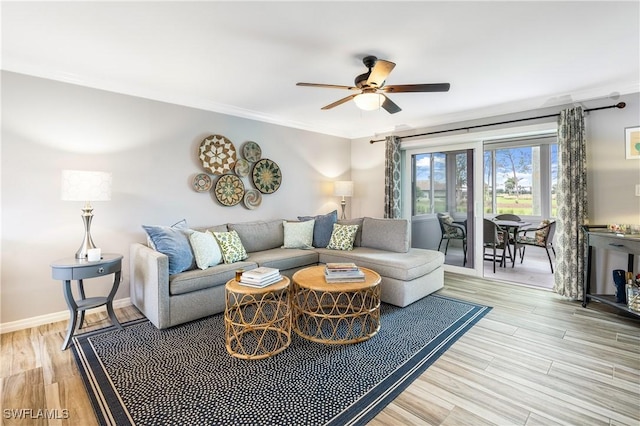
[{"x1": 354, "y1": 93, "x2": 384, "y2": 111}]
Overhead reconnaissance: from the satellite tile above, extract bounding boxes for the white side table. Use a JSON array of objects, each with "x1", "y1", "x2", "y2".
[{"x1": 50, "y1": 253, "x2": 124, "y2": 350}]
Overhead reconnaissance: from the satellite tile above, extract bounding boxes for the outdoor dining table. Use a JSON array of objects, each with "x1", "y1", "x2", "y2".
[{"x1": 493, "y1": 219, "x2": 532, "y2": 267}]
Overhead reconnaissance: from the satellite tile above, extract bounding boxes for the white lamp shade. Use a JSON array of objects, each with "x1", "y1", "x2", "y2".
[
  {"x1": 353, "y1": 93, "x2": 385, "y2": 111},
  {"x1": 61, "y1": 170, "x2": 112, "y2": 201},
  {"x1": 333, "y1": 181, "x2": 354, "y2": 197}
]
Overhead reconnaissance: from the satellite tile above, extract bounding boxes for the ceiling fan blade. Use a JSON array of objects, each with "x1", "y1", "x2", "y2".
[
  {"x1": 366, "y1": 60, "x2": 396, "y2": 88},
  {"x1": 297, "y1": 82, "x2": 358, "y2": 91},
  {"x1": 321, "y1": 94, "x2": 358, "y2": 110},
  {"x1": 383, "y1": 83, "x2": 450, "y2": 93},
  {"x1": 381, "y1": 95, "x2": 402, "y2": 114}
]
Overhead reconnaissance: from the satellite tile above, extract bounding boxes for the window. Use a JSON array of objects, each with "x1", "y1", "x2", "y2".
[
  {"x1": 412, "y1": 150, "x2": 470, "y2": 216},
  {"x1": 483, "y1": 136, "x2": 557, "y2": 219}
]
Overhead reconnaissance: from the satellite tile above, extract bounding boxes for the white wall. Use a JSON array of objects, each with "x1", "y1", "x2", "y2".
[{"x1": 1, "y1": 71, "x2": 351, "y2": 324}]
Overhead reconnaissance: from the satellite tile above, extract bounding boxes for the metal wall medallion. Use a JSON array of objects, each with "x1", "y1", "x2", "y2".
[
  {"x1": 214, "y1": 174, "x2": 245, "y2": 206},
  {"x1": 199, "y1": 135, "x2": 237, "y2": 175},
  {"x1": 252, "y1": 158, "x2": 282, "y2": 194}
]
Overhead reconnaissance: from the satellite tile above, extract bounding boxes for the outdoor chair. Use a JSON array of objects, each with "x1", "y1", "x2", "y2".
[
  {"x1": 437, "y1": 212, "x2": 467, "y2": 266},
  {"x1": 515, "y1": 220, "x2": 556, "y2": 273},
  {"x1": 483, "y1": 219, "x2": 511, "y2": 273}
]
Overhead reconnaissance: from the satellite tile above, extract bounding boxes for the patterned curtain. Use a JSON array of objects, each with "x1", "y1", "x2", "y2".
[
  {"x1": 384, "y1": 136, "x2": 401, "y2": 219},
  {"x1": 553, "y1": 107, "x2": 587, "y2": 300}
]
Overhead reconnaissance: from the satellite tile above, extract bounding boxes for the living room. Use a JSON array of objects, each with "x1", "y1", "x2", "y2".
[{"x1": 2, "y1": 2, "x2": 639, "y2": 425}]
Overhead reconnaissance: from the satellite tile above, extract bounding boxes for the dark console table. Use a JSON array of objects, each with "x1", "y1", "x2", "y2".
[
  {"x1": 51, "y1": 253, "x2": 124, "y2": 350},
  {"x1": 582, "y1": 226, "x2": 640, "y2": 318}
]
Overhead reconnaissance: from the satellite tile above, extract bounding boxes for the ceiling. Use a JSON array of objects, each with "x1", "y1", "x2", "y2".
[{"x1": 2, "y1": 1, "x2": 639, "y2": 139}]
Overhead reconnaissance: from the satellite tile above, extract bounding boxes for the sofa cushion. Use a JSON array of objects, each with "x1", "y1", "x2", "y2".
[
  {"x1": 213, "y1": 230, "x2": 248, "y2": 263},
  {"x1": 298, "y1": 210, "x2": 338, "y2": 248},
  {"x1": 169, "y1": 260, "x2": 257, "y2": 295},
  {"x1": 142, "y1": 220, "x2": 195, "y2": 275},
  {"x1": 282, "y1": 220, "x2": 315, "y2": 249},
  {"x1": 326, "y1": 223, "x2": 359, "y2": 251},
  {"x1": 316, "y1": 247, "x2": 444, "y2": 281},
  {"x1": 246, "y1": 248, "x2": 319, "y2": 271},
  {"x1": 338, "y1": 217, "x2": 363, "y2": 247},
  {"x1": 228, "y1": 220, "x2": 284, "y2": 253},
  {"x1": 188, "y1": 230, "x2": 222, "y2": 270},
  {"x1": 361, "y1": 217, "x2": 410, "y2": 253}
]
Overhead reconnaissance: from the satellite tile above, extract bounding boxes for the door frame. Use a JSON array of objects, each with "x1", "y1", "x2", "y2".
[{"x1": 401, "y1": 122, "x2": 557, "y2": 277}]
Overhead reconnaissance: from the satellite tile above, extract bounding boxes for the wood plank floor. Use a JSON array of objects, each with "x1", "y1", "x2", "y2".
[{"x1": 2, "y1": 273, "x2": 638, "y2": 425}]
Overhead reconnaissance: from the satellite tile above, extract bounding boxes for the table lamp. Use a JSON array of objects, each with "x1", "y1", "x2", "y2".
[
  {"x1": 333, "y1": 181, "x2": 354, "y2": 220},
  {"x1": 61, "y1": 170, "x2": 112, "y2": 259}
]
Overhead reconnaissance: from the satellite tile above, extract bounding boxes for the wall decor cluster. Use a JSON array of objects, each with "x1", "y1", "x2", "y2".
[{"x1": 193, "y1": 135, "x2": 281, "y2": 209}]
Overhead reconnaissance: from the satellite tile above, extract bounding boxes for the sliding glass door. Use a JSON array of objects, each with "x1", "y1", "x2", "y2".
[{"x1": 407, "y1": 147, "x2": 475, "y2": 269}]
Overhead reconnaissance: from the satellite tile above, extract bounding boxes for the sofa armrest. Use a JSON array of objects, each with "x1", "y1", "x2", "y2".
[{"x1": 130, "y1": 243, "x2": 171, "y2": 329}]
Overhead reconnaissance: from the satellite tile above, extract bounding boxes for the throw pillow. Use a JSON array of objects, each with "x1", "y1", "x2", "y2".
[
  {"x1": 188, "y1": 230, "x2": 223, "y2": 270},
  {"x1": 298, "y1": 210, "x2": 338, "y2": 248},
  {"x1": 213, "y1": 230, "x2": 248, "y2": 264},
  {"x1": 142, "y1": 220, "x2": 195, "y2": 275},
  {"x1": 282, "y1": 220, "x2": 315, "y2": 249},
  {"x1": 326, "y1": 223, "x2": 359, "y2": 251},
  {"x1": 534, "y1": 220, "x2": 551, "y2": 245}
]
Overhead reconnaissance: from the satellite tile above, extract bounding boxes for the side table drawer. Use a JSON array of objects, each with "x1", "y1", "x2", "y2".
[
  {"x1": 589, "y1": 234, "x2": 640, "y2": 254},
  {"x1": 72, "y1": 260, "x2": 121, "y2": 280}
]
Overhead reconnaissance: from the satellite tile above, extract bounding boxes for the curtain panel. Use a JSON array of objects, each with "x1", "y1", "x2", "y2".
[
  {"x1": 384, "y1": 136, "x2": 401, "y2": 219},
  {"x1": 553, "y1": 107, "x2": 587, "y2": 300}
]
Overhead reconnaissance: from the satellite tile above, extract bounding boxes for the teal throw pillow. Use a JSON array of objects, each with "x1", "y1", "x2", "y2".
[
  {"x1": 326, "y1": 223, "x2": 359, "y2": 251},
  {"x1": 142, "y1": 220, "x2": 195, "y2": 274},
  {"x1": 282, "y1": 220, "x2": 315, "y2": 249},
  {"x1": 189, "y1": 230, "x2": 223, "y2": 270},
  {"x1": 298, "y1": 210, "x2": 337, "y2": 248},
  {"x1": 213, "y1": 230, "x2": 248, "y2": 264}
]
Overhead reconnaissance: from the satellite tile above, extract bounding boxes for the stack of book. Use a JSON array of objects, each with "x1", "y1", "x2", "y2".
[
  {"x1": 239, "y1": 267, "x2": 282, "y2": 287},
  {"x1": 324, "y1": 262, "x2": 365, "y2": 283}
]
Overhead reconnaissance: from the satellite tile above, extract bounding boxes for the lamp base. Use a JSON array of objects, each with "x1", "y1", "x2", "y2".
[
  {"x1": 75, "y1": 206, "x2": 97, "y2": 259},
  {"x1": 340, "y1": 199, "x2": 347, "y2": 220}
]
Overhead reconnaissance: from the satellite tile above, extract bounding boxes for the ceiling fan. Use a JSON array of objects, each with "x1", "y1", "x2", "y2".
[{"x1": 296, "y1": 55, "x2": 450, "y2": 114}]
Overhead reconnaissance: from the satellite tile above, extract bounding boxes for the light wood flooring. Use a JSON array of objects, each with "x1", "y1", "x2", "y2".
[{"x1": 2, "y1": 273, "x2": 639, "y2": 425}]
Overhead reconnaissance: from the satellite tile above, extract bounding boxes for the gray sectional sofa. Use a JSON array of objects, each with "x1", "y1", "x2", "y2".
[{"x1": 130, "y1": 216, "x2": 444, "y2": 329}]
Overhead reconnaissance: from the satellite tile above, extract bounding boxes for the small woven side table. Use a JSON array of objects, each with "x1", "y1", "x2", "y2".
[{"x1": 224, "y1": 276, "x2": 291, "y2": 359}]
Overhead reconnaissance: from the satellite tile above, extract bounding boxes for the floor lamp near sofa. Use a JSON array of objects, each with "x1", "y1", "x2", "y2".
[
  {"x1": 334, "y1": 180, "x2": 353, "y2": 220},
  {"x1": 61, "y1": 170, "x2": 112, "y2": 259}
]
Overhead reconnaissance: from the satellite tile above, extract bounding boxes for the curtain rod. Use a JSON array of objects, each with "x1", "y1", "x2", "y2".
[{"x1": 369, "y1": 102, "x2": 626, "y2": 144}]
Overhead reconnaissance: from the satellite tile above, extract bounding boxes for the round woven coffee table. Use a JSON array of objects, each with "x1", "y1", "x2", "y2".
[
  {"x1": 291, "y1": 265, "x2": 381, "y2": 345},
  {"x1": 224, "y1": 276, "x2": 291, "y2": 359}
]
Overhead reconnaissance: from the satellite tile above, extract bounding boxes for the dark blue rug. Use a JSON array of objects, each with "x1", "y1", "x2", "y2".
[{"x1": 72, "y1": 294, "x2": 490, "y2": 426}]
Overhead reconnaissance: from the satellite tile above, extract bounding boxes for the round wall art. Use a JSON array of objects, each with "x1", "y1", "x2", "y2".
[
  {"x1": 192, "y1": 173, "x2": 212, "y2": 192},
  {"x1": 214, "y1": 174, "x2": 245, "y2": 206},
  {"x1": 242, "y1": 141, "x2": 262, "y2": 162},
  {"x1": 252, "y1": 158, "x2": 282, "y2": 194},
  {"x1": 199, "y1": 135, "x2": 237, "y2": 175},
  {"x1": 243, "y1": 189, "x2": 262, "y2": 210},
  {"x1": 234, "y1": 158, "x2": 251, "y2": 177}
]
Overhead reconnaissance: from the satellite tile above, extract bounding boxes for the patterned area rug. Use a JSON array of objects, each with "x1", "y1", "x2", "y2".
[{"x1": 72, "y1": 294, "x2": 490, "y2": 426}]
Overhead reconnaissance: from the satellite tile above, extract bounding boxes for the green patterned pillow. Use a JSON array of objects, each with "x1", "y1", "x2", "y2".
[
  {"x1": 212, "y1": 230, "x2": 248, "y2": 264},
  {"x1": 282, "y1": 219, "x2": 315, "y2": 249},
  {"x1": 326, "y1": 223, "x2": 359, "y2": 251}
]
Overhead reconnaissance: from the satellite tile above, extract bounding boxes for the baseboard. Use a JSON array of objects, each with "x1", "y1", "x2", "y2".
[{"x1": 0, "y1": 297, "x2": 132, "y2": 334}]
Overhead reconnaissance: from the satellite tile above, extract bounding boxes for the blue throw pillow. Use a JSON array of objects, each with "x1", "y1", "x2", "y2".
[
  {"x1": 298, "y1": 210, "x2": 338, "y2": 248},
  {"x1": 142, "y1": 220, "x2": 195, "y2": 275}
]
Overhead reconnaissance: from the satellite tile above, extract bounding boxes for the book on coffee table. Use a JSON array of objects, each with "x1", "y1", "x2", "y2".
[
  {"x1": 324, "y1": 264, "x2": 365, "y2": 283},
  {"x1": 239, "y1": 274, "x2": 283, "y2": 287},
  {"x1": 239, "y1": 267, "x2": 282, "y2": 287}
]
